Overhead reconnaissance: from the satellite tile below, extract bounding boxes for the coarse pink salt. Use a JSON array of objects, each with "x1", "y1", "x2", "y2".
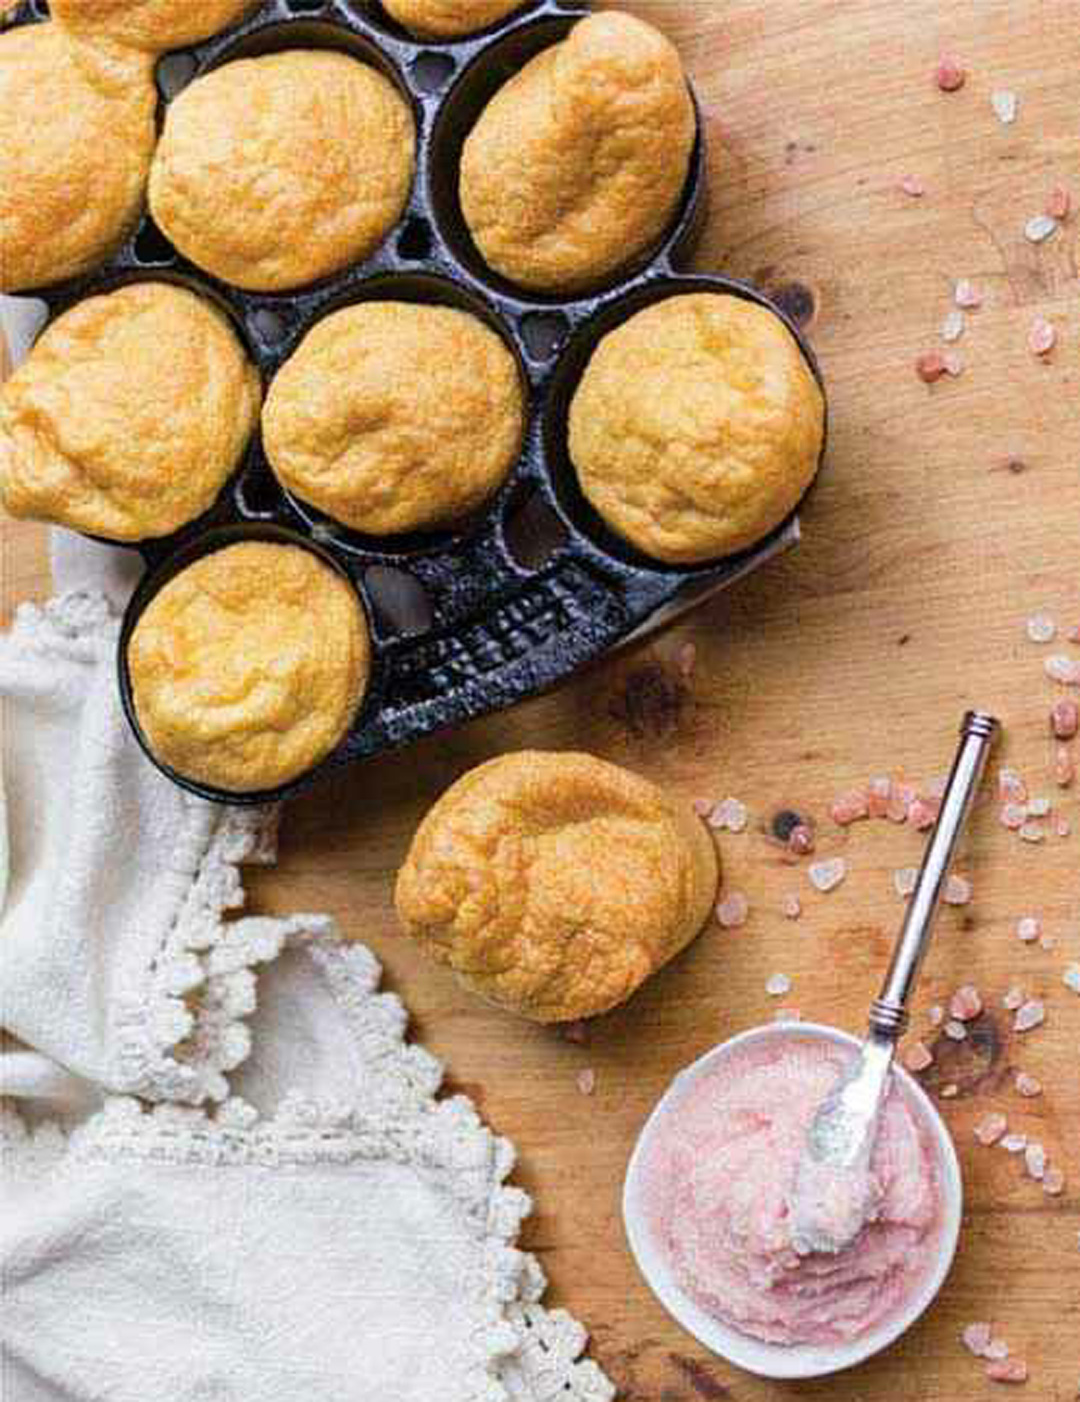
[
  {"x1": 999, "y1": 768, "x2": 1028, "y2": 802},
  {"x1": 1014, "y1": 999, "x2": 1045, "y2": 1033},
  {"x1": 766, "y1": 973, "x2": 792, "y2": 998},
  {"x1": 991, "y1": 89, "x2": 1018, "y2": 124},
  {"x1": 928, "y1": 1004, "x2": 945, "y2": 1026},
  {"x1": 1054, "y1": 746, "x2": 1075, "y2": 788},
  {"x1": 900, "y1": 174, "x2": 925, "y2": 197},
  {"x1": 1001, "y1": 803, "x2": 1027, "y2": 831},
  {"x1": 886, "y1": 794, "x2": 910, "y2": 823},
  {"x1": 963, "y1": 1321, "x2": 993, "y2": 1356},
  {"x1": 954, "y1": 278, "x2": 983, "y2": 309},
  {"x1": 1019, "y1": 821, "x2": 1046, "y2": 844},
  {"x1": 941, "y1": 1084, "x2": 959, "y2": 1099},
  {"x1": 1001, "y1": 1133, "x2": 1027, "y2": 1154},
  {"x1": 1039, "y1": 932, "x2": 1057, "y2": 952},
  {"x1": 935, "y1": 56, "x2": 966, "y2": 91},
  {"x1": 909, "y1": 798, "x2": 938, "y2": 830},
  {"x1": 1016, "y1": 915, "x2": 1041, "y2": 943},
  {"x1": 576, "y1": 1068, "x2": 596, "y2": 1096},
  {"x1": 1063, "y1": 963, "x2": 1080, "y2": 993},
  {"x1": 944, "y1": 875, "x2": 972, "y2": 906},
  {"x1": 986, "y1": 1359, "x2": 1028, "y2": 1384},
  {"x1": 709, "y1": 797, "x2": 749, "y2": 833},
  {"x1": 985, "y1": 1339, "x2": 1011, "y2": 1362},
  {"x1": 1046, "y1": 184, "x2": 1071, "y2": 220},
  {"x1": 788, "y1": 824, "x2": 816, "y2": 856},
  {"x1": 915, "y1": 351, "x2": 947, "y2": 384},
  {"x1": 1026, "y1": 612, "x2": 1057, "y2": 643},
  {"x1": 716, "y1": 892, "x2": 749, "y2": 929},
  {"x1": 867, "y1": 776, "x2": 892, "y2": 816},
  {"x1": 1051, "y1": 700, "x2": 1079, "y2": 739},
  {"x1": 1015, "y1": 1072, "x2": 1042, "y2": 1098},
  {"x1": 1024, "y1": 1142, "x2": 1046, "y2": 1180},
  {"x1": 974, "y1": 1113, "x2": 1008, "y2": 1146},
  {"x1": 941, "y1": 309, "x2": 965, "y2": 343},
  {"x1": 809, "y1": 857, "x2": 846, "y2": 893},
  {"x1": 1043, "y1": 1166, "x2": 1065, "y2": 1195},
  {"x1": 1025, "y1": 213, "x2": 1057, "y2": 243},
  {"x1": 782, "y1": 894, "x2": 802, "y2": 920},
  {"x1": 942, "y1": 351, "x2": 964, "y2": 378},
  {"x1": 1026, "y1": 796, "x2": 1051, "y2": 817},
  {"x1": 1028, "y1": 317, "x2": 1056, "y2": 356},
  {"x1": 831, "y1": 790, "x2": 869, "y2": 825},
  {"x1": 904, "y1": 1040, "x2": 934, "y2": 1072},
  {"x1": 1003, "y1": 985, "x2": 1025, "y2": 1011},
  {"x1": 692, "y1": 797, "x2": 714, "y2": 817},
  {"x1": 894, "y1": 867, "x2": 918, "y2": 898},
  {"x1": 1055, "y1": 817, "x2": 1071, "y2": 838},
  {"x1": 950, "y1": 984, "x2": 982, "y2": 1020},
  {"x1": 1045, "y1": 655, "x2": 1080, "y2": 685},
  {"x1": 944, "y1": 1019, "x2": 968, "y2": 1042}
]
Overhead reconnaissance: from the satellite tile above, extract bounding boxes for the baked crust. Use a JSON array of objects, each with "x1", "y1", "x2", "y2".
[{"x1": 381, "y1": 0, "x2": 524, "y2": 39}]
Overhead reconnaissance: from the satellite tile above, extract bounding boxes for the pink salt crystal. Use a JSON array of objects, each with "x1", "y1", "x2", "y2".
[
  {"x1": 830, "y1": 790, "x2": 869, "y2": 825},
  {"x1": 999, "y1": 768, "x2": 1028, "y2": 803},
  {"x1": 1055, "y1": 818, "x2": 1071, "y2": 838},
  {"x1": 974, "y1": 1113, "x2": 1008, "y2": 1146},
  {"x1": 1026, "y1": 796, "x2": 1051, "y2": 817},
  {"x1": 945, "y1": 1019, "x2": 968, "y2": 1041},
  {"x1": 1002, "y1": 1133, "x2": 1028, "y2": 1153},
  {"x1": 1016, "y1": 915, "x2": 1041, "y2": 943},
  {"x1": 716, "y1": 892, "x2": 749, "y2": 929},
  {"x1": 1019, "y1": 821, "x2": 1046, "y2": 844},
  {"x1": 986, "y1": 1359, "x2": 1028, "y2": 1384},
  {"x1": 935, "y1": 55, "x2": 966, "y2": 91},
  {"x1": 1054, "y1": 746, "x2": 1075, "y2": 788},
  {"x1": 692, "y1": 797, "x2": 714, "y2": 817},
  {"x1": 929, "y1": 1003, "x2": 945, "y2": 1026},
  {"x1": 561, "y1": 1019, "x2": 590, "y2": 1045},
  {"x1": 904, "y1": 1040, "x2": 934, "y2": 1072},
  {"x1": 963, "y1": 1322, "x2": 994, "y2": 1356},
  {"x1": 1039, "y1": 933, "x2": 1057, "y2": 952},
  {"x1": 942, "y1": 351, "x2": 964, "y2": 378},
  {"x1": 1051, "y1": 699, "x2": 1079, "y2": 739},
  {"x1": 915, "y1": 351, "x2": 947, "y2": 384},
  {"x1": 941, "y1": 1083, "x2": 959, "y2": 1099},
  {"x1": 765, "y1": 973, "x2": 792, "y2": 998},
  {"x1": 867, "y1": 776, "x2": 892, "y2": 817},
  {"x1": 576, "y1": 1068, "x2": 596, "y2": 1097},
  {"x1": 1026, "y1": 612, "x2": 1057, "y2": 644},
  {"x1": 944, "y1": 875, "x2": 972, "y2": 906},
  {"x1": 1046, "y1": 655, "x2": 1080, "y2": 685},
  {"x1": 808, "y1": 857, "x2": 846, "y2": 893},
  {"x1": 985, "y1": 1339, "x2": 1011, "y2": 1362},
  {"x1": 1014, "y1": 999, "x2": 1045, "y2": 1032},
  {"x1": 709, "y1": 797, "x2": 749, "y2": 833},
  {"x1": 1043, "y1": 1166, "x2": 1066, "y2": 1195},
  {"x1": 900, "y1": 174, "x2": 925, "y2": 197},
  {"x1": 1003, "y1": 985, "x2": 1025, "y2": 1011},
  {"x1": 1028, "y1": 317, "x2": 1056, "y2": 357},
  {"x1": 894, "y1": 867, "x2": 918, "y2": 898},
  {"x1": 788, "y1": 824, "x2": 815, "y2": 856},
  {"x1": 941, "y1": 309, "x2": 965, "y2": 343},
  {"x1": 886, "y1": 794, "x2": 910, "y2": 823},
  {"x1": 1015, "y1": 1072, "x2": 1042, "y2": 1097},
  {"x1": 950, "y1": 984, "x2": 983, "y2": 1020},
  {"x1": 909, "y1": 798, "x2": 938, "y2": 830},
  {"x1": 1064, "y1": 963, "x2": 1080, "y2": 993},
  {"x1": 1046, "y1": 184, "x2": 1071, "y2": 220},
  {"x1": 1001, "y1": 803, "x2": 1028, "y2": 831},
  {"x1": 954, "y1": 278, "x2": 983, "y2": 309},
  {"x1": 1024, "y1": 1142, "x2": 1046, "y2": 1179},
  {"x1": 782, "y1": 894, "x2": 802, "y2": 920}
]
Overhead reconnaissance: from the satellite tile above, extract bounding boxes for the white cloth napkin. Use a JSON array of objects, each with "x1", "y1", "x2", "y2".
[{"x1": 1, "y1": 284, "x2": 612, "y2": 1401}]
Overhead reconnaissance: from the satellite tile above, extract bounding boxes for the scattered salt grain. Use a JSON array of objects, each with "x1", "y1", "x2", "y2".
[
  {"x1": 782, "y1": 894, "x2": 802, "y2": 920},
  {"x1": 916, "y1": 351, "x2": 947, "y2": 384},
  {"x1": 1046, "y1": 184, "x2": 1072, "y2": 220},
  {"x1": 1063, "y1": 963, "x2": 1080, "y2": 993},
  {"x1": 945, "y1": 1019, "x2": 968, "y2": 1041},
  {"x1": 950, "y1": 984, "x2": 982, "y2": 1020},
  {"x1": 1024, "y1": 1142, "x2": 1047, "y2": 1180},
  {"x1": 830, "y1": 790, "x2": 869, "y2": 825},
  {"x1": 867, "y1": 777, "x2": 892, "y2": 817},
  {"x1": 1039, "y1": 932, "x2": 1057, "y2": 952},
  {"x1": 986, "y1": 1359, "x2": 1028, "y2": 1384},
  {"x1": 1019, "y1": 821, "x2": 1046, "y2": 844},
  {"x1": 1001, "y1": 802, "x2": 1028, "y2": 831},
  {"x1": 941, "y1": 309, "x2": 965, "y2": 343},
  {"x1": 1026, "y1": 796, "x2": 1052, "y2": 817},
  {"x1": 1043, "y1": 1166, "x2": 1065, "y2": 1195},
  {"x1": 766, "y1": 973, "x2": 792, "y2": 998},
  {"x1": 894, "y1": 867, "x2": 918, "y2": 898},
  {"x1": 1051, "y1": 700, "x2": 1079, "y2": 739},
  {"x1": 1026, "y1": 613, "x2": 1057, "y2": 644},
  {"x1": 716, "y1": 891, "x2": 749, "y2": 929},
  {"x1": 974, "y1": 1113, "x2": 1008, "y2": 1146},
  {"x1": 1054, "y1": 746, "x2": 1074, "y2": 788},
  {"x1": 788, "y1": 824, "x2": 816, "y2": 856},
  {"x1": 1014, "y1": 999, "x2": 1045, "y2": 1032},
  {"x1": 709, "y1": 797, "x2": 749, "y2": 833},
  {"x1": 1028, "y1": 317, "x2": 1056, "y2": 357},
  {"x1": 886, "y1": 793, "x2": 910, "y2": 823},
  {"x1": 985, "y1": 1339, "x2": 1011, "y2": 1362},
  {"x1": 1024, "y1": 213, "x2": 1057, "y2": 243},
  {"x1": 1055, "y1": 817, "x2": 1071, "y2": 838},
  {"x1": 692, "y1": 798, "x2": 714, "y2": 817},
  {"x1": 900, "y1": 174, "x2": 925, "y2": 198},
  {"x1": 904, "y1": 1040, "x2": 934, "y2": 1072},
  {"x1": 1016, "y1": 915, "x2": 1041, "y2": 944},
  {"x1": 954, "y1": 278, "x2": 983, "y2": 310},
  {"x1": 945, "y1": 875, "x2": 973, "y2": 906},
  {"x1": 576, "y1": 1068, "x2": 596, "y2": 1097},
  {"x1": 1045, "y1": 655, "x2": 1080, "y2": 685},
  {"x1": 963, "y1": 1322, "x2": 993, "y2": 1357},
  {"x1": 941, "y1": 1083, "x2": 959, "y2": 1099},
  {"x1": 999, "y1": 768, "x2": 1028, "y2": 803},
  {"x1": 909, "y1": 797, "x2": 939, "y2": 830},
  {"x1": 991, "y1": 89, "x2": 1018, "y2": 124},
  {"x1": 809, "y1": 857, "x2": 847, "y2": 893},
  {"x1": 1001, "y1": 1133, "x2": 1027, "y2": 1153},
  {"x1": 929, "y1": 1003, "x2": 945, "y2": 1026},
  {"x1": 1015, "y1": 1072, "x2": 1042, "y2": 1098},
  {"x1": 942, "y1": 351, "x2": 964, "y2": 378},
  {"x1": 935, "y1": 56, "x2": 966, "y2": 91},
  {"x1": 1003, "y1": 985, "x2": 1025, "y2": 1011}
]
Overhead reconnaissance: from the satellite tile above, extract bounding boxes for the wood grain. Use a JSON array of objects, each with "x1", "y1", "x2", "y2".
[{"x1": 3, "y1": 3, "x2": 1079, "y2": 1397}]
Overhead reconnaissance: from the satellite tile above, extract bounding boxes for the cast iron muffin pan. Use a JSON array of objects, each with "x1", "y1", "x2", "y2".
[{"x1": 7, "y1": 0, "x2": 828, "y2": 805}]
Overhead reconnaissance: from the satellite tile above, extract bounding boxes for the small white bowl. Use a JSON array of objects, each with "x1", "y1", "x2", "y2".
[{"x1": 623, "y1": 1021, "x2": 963, "y2": 1380}]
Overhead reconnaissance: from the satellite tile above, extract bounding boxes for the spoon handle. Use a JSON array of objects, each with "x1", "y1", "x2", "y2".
[{"x1": 869, "y1": 711, "x2": 1000, "y2": 1040}]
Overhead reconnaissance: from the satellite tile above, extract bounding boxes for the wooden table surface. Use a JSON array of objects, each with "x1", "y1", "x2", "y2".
[{"x1": 4, "y1": 2, "x2": 1079, "y2": 1397}]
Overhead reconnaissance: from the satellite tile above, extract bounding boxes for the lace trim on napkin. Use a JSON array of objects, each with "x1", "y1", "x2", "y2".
[{"x1": 66, "y1": 932, "x2": 615, "y2": 1402}]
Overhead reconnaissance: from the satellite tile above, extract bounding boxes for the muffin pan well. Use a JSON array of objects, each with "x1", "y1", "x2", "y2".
[{"x1": 6, "y1": 0, "x2": 828, "y2": 804}]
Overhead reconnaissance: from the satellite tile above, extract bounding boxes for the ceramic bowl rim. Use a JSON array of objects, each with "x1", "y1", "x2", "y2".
[{"x1": 621, "y1": 1020, "x2": 964, "y2": 1380}]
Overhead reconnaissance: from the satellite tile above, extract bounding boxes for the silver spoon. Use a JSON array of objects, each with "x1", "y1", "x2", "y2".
[{"x1": 789, "y1": 710, "x2": 1000, "y2": 1256}]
